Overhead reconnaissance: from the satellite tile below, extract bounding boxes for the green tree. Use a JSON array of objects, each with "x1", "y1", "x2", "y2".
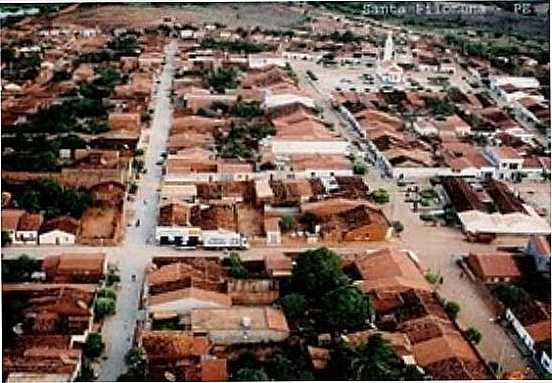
[
  {"x1": 371, "y1": 189, "x2": 390, "y2": 204},
  {"x1": 124, "y1": 347, "x2": 147, "y2": 380},
  {"x1": 445, "y1": 301, "x2": 461, "y2": 319},
  {"x1": 97, "y1": 287, "x2": 117, "y2": 301},
  {"x1": 280, "y1": 293, "x2": 307, "y2": 319},
  {"x1": 2, "y1": 254, "x2": 41, "y2": 282},
  {"x1": 206, "y1": 67, "x2": 239, "y2": 93},
  {"x1": 329, "y1": 335, "x2": 424, "y2": 380},
  {"x1": 465, "y1": 327, "x2": 482, "y2": 344},
  {"x1": 353, "y1": 163, "x2": 366, "y2": 175},
  {"x1": 227, "y1": 252, "x2": 248, "y2": 279},
  {"x1": 299, "y1": 212, "x2": 318, "y2": 233},
  {"x1": 233, "y1": 368, "x2": 269, "y2": 381},
  {"x1": 279, "y1": 215, "x2": 295, "y2": 233},
  {"x1": 84, "y1": 332, "x2": 105, "y2": 358},
  {"x1": 2, "y1": 231, "x2": 12, "y2": 247},
  {"x1": 94, "y1": 297, "x2": 116, "y2": 318},
  {"x1": 320, "y1": 286, "x2": 371, "y2": 331},
  {"x1": 494, "y1": 284, "x2": 528, "y2": 307},
  {"x1": 292, "y1": 248, "x2": 349, "y2": 298}
]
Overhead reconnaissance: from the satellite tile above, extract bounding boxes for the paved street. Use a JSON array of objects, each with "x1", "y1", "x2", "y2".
[{"x1": 96, "y1": 40, "x2": 177, "y2": 381}]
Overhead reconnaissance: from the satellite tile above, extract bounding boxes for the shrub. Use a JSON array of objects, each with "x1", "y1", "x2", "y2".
[
  {"x1": 94, "y1": 297, "x2": 116, "y2": 318},
  {"x1": 465, "y1": 327, "x2": 482, "y2": 344},
  {"x1": 228, "y1": 252, "x2": 248, "y2": 279},
  {"x1": 98, "y1": 287, "x2": 117, "y2": 301},
  {"x1": 279, "y1": 215, "x2": 295, "y2": 233},
  {"x1": 371, "y1": 189, "x2": 390, "y2": 204},
  {"x1": 391, "y1": 221, "x2": 404, "y2": 233},
  {"x1": 353, "y1": 163, "x2": 367, "y2": 175},
  {"x1": 425, "y1": 270, "x2": 439, "y2": 285},
  {"x1": 84, "y1": 332, "x2": 104, "y2": 358},
  {"x1": 444, "y1": 301, "x2": 461, "y2": 319}
]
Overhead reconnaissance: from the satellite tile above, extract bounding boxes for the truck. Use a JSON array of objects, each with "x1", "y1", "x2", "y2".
[{"x1": 201, "y1": 230, "x2": 249, "y2": 250}]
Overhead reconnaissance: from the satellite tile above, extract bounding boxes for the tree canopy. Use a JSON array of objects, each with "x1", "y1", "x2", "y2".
[{"x1": 291, "y1": 247, "x2": 350, "y2": 298}]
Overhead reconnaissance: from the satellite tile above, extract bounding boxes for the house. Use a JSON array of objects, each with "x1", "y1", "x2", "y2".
[
  {"x1": 1, "y1": 209, "x2": 25, "y2": 243},
  {"x1": 248, "y1": 53, "x2": 285, "y2": 69},
  {"x1": 254, "y1": 179, "x2": 274, "y2": 206},
  {"x1": 301, "y1": 198, "x2": 392, "y2": 242},
  {"x1": 14, "y1": 212, "x2": 43, "y2": 245},
  {"x1": 139, "y1": 331, "x2": 227, "y2": 381},
  {"x1": 457, "y1": 210, "x2": 550, "y2": 239},
  {"x1": 288, "y1": 154, "x2": 353, "y2": 178},
  {"x1": 353, "y1": 247, "x2": 430, "y2": 294},
  {"x1": 42, "y1": 253, "x2": 106, "y2": 283},
  {"x1": 190, "y1": 306, "x2": 289, "y2": 345},
  {"x1": 147, "y1": 287, "x2": 232, "y2": 316},
  {"x1": 466, "y1": 252, "x2": 523, "y2": 283},
  {"x1": 505, "y1": 302, "x2": 552, "y2": 374},
  {"x1": 72, "y1": 63, "x2": 95, "y2": 83},
  {"x1": 264, "y1": 254, "x2": 293, "y2": 278},
  {"x1": 226, "y1": 279, "x2": 280, "y2": 305},
  {"x1": 264, "y1": 216, "x2": 281, "y2": 246},
  {"x1": 438, "y1": 114, "x2": 472, "y2": 138},
  {"x1": 160, "y1": 184, "x2": 198, "y2": 204},
  {"x1": 483, "y1": 146, "x2": 524, "y2": 180},
  {"x1": 39, "y1": 216, "x2": 79, "y2": 245},
  {"x1": 108, "y1": 112, "x2": 141, "y2": 132},
  {"x1": 525, "y1": 235, "x2": 551, "y2": 278},
  {"x1": 155, "y1": 202, "x2": 198, "y2": 245},
  {"x1": 489, "y1": 76, "x2": 541, "y2": 103}
]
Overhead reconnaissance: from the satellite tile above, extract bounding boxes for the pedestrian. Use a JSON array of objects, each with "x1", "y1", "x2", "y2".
[{"x1": 439, "y1": 276, "x2": 444, "y2": 285}]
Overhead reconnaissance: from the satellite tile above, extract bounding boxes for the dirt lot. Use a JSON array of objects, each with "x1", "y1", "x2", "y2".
[
  {"x1": 79, "y1": 207, "x2": 118, "y2": 240},
  {"x1": 53, "y1": 3, "x2": 306, "y2": 30}
]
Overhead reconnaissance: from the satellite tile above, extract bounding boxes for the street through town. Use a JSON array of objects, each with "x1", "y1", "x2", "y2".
[{"x1": 96, "y1": 40, "x2": 176, "y2": 381}]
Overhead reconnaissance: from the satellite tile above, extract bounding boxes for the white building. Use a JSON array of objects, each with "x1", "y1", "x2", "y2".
[
  {"x1": 248, "y1": 53, "x2": 285, "y2": 69},
  {"x1": 483, "y1": 146, "x2": 524, "y2": 180}
]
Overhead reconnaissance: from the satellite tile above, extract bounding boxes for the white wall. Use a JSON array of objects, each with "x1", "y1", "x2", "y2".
[
  {"x1": 272, "y1": 140, "x2": 349, "y2": 155},
  {"x1": 39, "y1": 230, "x2": 76, "y2": 245}
]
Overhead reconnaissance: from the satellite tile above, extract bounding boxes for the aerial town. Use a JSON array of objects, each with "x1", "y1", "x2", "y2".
[{"x1": 1, "y1": 2, "x2": 550, "y2": 382}]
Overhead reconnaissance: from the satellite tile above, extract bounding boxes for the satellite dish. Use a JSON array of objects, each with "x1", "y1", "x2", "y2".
[{"x1": 164, "y1": 371, "x2": 176, "y2": 381}]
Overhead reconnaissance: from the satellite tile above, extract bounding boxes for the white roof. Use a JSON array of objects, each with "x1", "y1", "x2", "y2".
[
  {"x1": 458, "y1": 210, "x2": 550, "y2": 235},
  {"x1": 491, "y1": 76, "x2": 540, "y2": 89},
  {"x1": 262, "y1": 94, "x2": 315, "y2": 110}
]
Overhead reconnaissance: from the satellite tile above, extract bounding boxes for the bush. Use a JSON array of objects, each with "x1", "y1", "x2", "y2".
[
  {"x1": 234, "y1": 368, "x2": 269, "y2": 381},
  {"x1": 425, "y1": 270, "x2": 439, "y2": 285},
  {"x1": 279, "y1": 215, "x2": 295, "y2": 233},
  {"x1": 371, "y1": 189, "x2": 390, "y2": 204},
  {"x1": 391, "y1": 221, "x2": 404, "y2": 233},
  {"x1": 444, "y1": 301, "x2": 461, "y2": 319},
  {"x1": 98, "y1": 287, "x2": 117, "y2": 301},
  {"x1": 493, "y1": 284, "x2": 528, "y2": 307},
  {"x1": 228, "y1": 252, "x2": 248, "y2": 279},
  {"x1": 84, "y1": 332, "x2": 104, "y2": 358},
  {"x1": 2, "y1": 231, "x2": 12, "y2": 246},
  {"x1": 94, "y1": 297, "x2": 116, "y2": 318},
  {"x1": 353, "y1": 163, "x2": 367, "y2": 175},
  {"x1": 106, "y1": 269, "x2": 121, "y2": 286},
  {"x1": 465, "y1": 327, "x2": 482, "y2": 344}
]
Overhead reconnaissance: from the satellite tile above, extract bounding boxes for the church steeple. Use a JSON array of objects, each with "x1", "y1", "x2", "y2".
[{"x1": 383, "y1": 31, "x2": 394, "y2": 62}]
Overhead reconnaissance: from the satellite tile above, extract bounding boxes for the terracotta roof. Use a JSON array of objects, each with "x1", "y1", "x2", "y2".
[
  {"x1": 200, "y1": 357, "x2": 228, "y2": 382},
  {"x1": 467, "y1": 252, "x2": 522, "y2": 279},
  {"x1": 108, "y1": 112, "x2": 140, "y2": 132},
  {"x1": 1, "y1": 209, "x2": 25, "y2": 231},
  {"x1": 141, "y1": 331, "x2": 210, "y2": 360},
  {"x1": 263, "y1": 216, "x2": 280, "y2": 233},
  {"x1": 158, "y1": 202, "x2": 190, "y2": 226},
  {"x1": 307, "y1": 346, "x2": 330, "y2": 370},
  {"x1": 148, "y1": 287, "x2": 232, "y2": 307},
  {"x1": 491, "y1": 146, "x2": 522, "y2": 160},
  {"x1": 289, "y1": 154, "x2": 352, "y2": 171},
  {"x1": 301, "y1": 198, "x2": 380, "y2": 217},
  {"x1": 16, "y1": 213, "x2": 44, "y2": 231},
  {"x1": 39, "y1": 216, "x2": 79, "y2": 235},
  {"x1": 42, "y1": 253, "x2": 105, "y2": 276},
  {"x1": 354, "y1": 248, "x2": 431, "y2": 293},
  {"x1": 191, "y1": 307, "x2": 289, "y2": 332},
  {"x1": 413, "y1": 333, "x2": 478, "y2": 367},
  {"x1": 526, "y1": 319, "x2": 551, "y2": 344},
  {"x1": 264, "y1": 254, "x2": 293, "y2": 275}
]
